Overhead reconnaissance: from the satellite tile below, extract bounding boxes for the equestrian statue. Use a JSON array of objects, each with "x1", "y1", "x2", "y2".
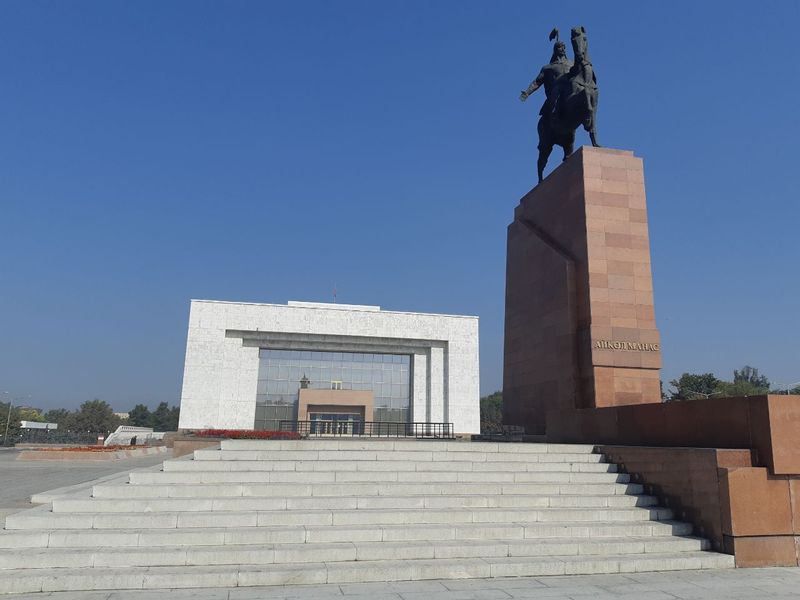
[{"x1": 520, "y1": 27, "x2": 600, "y2": 183}]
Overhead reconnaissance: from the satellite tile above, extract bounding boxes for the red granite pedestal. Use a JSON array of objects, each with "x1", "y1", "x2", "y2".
[
  {"x1": 547, "y1": 394, "x2": 800, "y2": 567},
  {"x1": 501, "y1": 146, "x2": 800, "y2": 568},
  {"x1": 503, "y1": 146, "x2": 661, "y2": 434}
]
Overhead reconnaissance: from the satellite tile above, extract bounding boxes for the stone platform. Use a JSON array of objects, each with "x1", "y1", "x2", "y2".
[
  {"x1": 547, "y1": 394, "x2": 800, "y2": 566},
  {"x1": 0, "y1": 439, "x2": 732, "y2": 594}
]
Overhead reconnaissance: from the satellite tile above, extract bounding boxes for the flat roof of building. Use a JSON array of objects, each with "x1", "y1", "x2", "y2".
[{"x1": 190, "y1": 299, "x2": 478, "y2": 320}]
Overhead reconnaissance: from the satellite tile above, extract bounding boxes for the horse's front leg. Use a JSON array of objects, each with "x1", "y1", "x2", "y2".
[{"x1": 587, "y1": 90, "x2": 600, "y2": 147}]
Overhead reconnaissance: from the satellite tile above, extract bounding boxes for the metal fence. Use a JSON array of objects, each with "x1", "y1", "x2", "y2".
[
  {"x1": 279, "y1": 420, "x2": 454, "y2": 439},
  {"x1": 1, "y1": 429, "x2": 99, "y2": 446}
]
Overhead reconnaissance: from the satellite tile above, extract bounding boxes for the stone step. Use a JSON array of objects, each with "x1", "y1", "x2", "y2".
[
  {"x1": 0, "y1": 520, "x2": 696, "y2": 550},
  {"x1": 53, "y1": 493, "x2": 658, "y2": 513},
  {"x1": 163, "y1": 459, "x2": 616, "y2": 473},
  {"x1": 5, "y1": 506, "x2": 673, "y2": 531},
  {"x1": 95, "y1": 481, "x2": 645, "y2": 499},
  {"x1": 0, "y1": 551, "x2": 735, "y2": 593},
  {"x1": 218, "y1": 440, "x2": 598, "y2": 454},
  {"x1": 192, "y1": 449, "x2": 605, "y2": 463},
  {"x1": 128, "y1": 469, "x2": 631, "y2": 485},
  {"x1": 0, "y1": 536, "x2": 710, "y2": 569},
  {"x1": 0, "y1": 440, "x2": 731, "y2": 593}
]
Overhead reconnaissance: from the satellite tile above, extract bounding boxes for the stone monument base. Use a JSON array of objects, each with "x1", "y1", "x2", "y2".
[
  {"x1": 545, "y1": 394, "x2": 800, "y2": 567},
  {"x1": 504, "y1": 146, "x2": 661, "y2": 434}
]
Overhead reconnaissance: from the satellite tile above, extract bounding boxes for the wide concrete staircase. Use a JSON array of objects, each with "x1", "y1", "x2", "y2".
[{"x1": 0, "y1": 440, "x2": 734, "y2": 594}]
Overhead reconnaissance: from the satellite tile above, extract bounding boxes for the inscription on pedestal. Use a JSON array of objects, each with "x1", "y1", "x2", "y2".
[{"x1": 594, "y1": 340, "x2": 660, "y2": 352}]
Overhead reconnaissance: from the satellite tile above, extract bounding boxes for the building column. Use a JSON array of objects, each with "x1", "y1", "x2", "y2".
[
  {"x1": 412, "y1": 352, "x2": 428, "y2": 422},
  {"x1": 429, "y1": 346, "x2": 445, "y2": 423},
  {"x1": 218, "y1": 339, "x2": 259, "y2": 429}
]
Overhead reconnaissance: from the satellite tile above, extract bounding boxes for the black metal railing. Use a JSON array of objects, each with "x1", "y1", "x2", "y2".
[
  {"x1": 1, "y1": 429, "x2": 99, "y2": 446},
  {"x1": 279, "y1": 420, "x2": 454, "y2": 439}
]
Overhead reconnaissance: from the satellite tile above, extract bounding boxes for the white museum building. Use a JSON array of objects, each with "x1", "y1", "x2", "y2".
[{"x1": 178, "y1": 300, "x2": 480, "y2": 435}]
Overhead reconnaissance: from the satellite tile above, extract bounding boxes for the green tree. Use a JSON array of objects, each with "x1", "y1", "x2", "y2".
[
  {"x1": 16, "y1": 407, "x2": 44, "y2": 422},
  {"x1": 69, "y1": 400, "x2": 122, "y2": 435},
  {"x1": 668, "y1": 373, "x2": 720, "y2": 401},
  {"x1": 43, "y1": 409, "x2": 71, "y2": 425},
  {"x1": 128, "y1": 404, "x2": 152, "y2": 427},
  {"x1": 150, "y1": 402, "x2": 180, "y2": 431},
  {"x1": 480, "y1": 391, "x2": 503, "y2": 434},
  {"x1": 712, "y1": 366, "x2": 770, "y2": 397},
  {"x1": 732, "y1": 366, "x2": 770, "y2": 390},
  {"x1": 0, "y1": 404, "x2": 44, "y2": 444}
]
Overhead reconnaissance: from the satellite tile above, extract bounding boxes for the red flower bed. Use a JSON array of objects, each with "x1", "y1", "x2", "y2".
[{"x1": 193, "y1": 429, "x2": 301, "y2": 440}]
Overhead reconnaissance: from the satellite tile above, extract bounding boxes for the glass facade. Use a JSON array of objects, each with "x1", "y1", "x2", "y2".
[{"x1": 255, "y1": 349, "x2": 411, "y2": 431}]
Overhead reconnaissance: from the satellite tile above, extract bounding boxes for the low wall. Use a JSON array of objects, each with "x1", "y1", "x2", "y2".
[
  {"x1": 598, "y1": 446, "x2": 752, "y2": 553},
  {"x1": 545, "y1": 395, "x2": 800, "y2": 567},
  {"x1": 548, "y1": 395, "x2": 800, "y2": 474},
  {"x1": 17, "y1": 446, "x2": 168, "y2": 461},
  {"x1": 600, "y1": 445, "x2": 800, "y2": 567}
]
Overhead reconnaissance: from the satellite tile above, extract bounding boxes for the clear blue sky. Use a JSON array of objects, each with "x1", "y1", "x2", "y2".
[{"x1": 2, "y1": 1, "x2": 799, "y2": 411}]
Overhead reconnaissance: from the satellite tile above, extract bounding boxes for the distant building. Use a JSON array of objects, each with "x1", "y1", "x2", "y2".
[
  {"x1": 178, "y1": 300, "x2": 480, "y2": 435},
  {"x1": 113, "y1": 412, "x2": 130, "y2": 420},
  {"x1": 19, "y1": 421, "x2": 57, "y2": 430}
]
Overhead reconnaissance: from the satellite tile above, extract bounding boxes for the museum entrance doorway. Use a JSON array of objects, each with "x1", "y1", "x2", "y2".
[{"x1": 309, "y1": 412, "x2": 364, "y2": 435}]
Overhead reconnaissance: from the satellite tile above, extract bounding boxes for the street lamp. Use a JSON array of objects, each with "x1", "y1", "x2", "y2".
[
  {"x1": 774, "y1": 381, "x2": 800, "y2": 395},
  {"x1": 2, "y1": 392, "x2": 11, "y2": 446},
  {"x1": 3, "y1": 393, "x2": 31, "y2": 446},
  {"x1": 685, "y1": 389, "x2": 723, "y2": 399}
]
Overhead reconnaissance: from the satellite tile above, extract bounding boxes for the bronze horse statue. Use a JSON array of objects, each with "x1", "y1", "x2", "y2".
[{"x1": 521, "y1": 27, "x2": 600, "y2": 183}]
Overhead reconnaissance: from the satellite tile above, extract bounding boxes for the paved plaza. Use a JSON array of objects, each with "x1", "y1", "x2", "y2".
[
  {"x1": 0, "y1": 448, "x2": 170, "y2": 521},
  {"x1": 1, "y1": 567, "x2": 799, "y2": 599}
]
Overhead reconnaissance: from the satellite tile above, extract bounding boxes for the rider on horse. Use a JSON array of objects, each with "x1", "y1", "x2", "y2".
[
  {"x1": 520, "y1": 27, "x2": 600, "y2": 183},
  {"x1": 519, "y1": 37, "x2": 572, "y2": 119}
]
